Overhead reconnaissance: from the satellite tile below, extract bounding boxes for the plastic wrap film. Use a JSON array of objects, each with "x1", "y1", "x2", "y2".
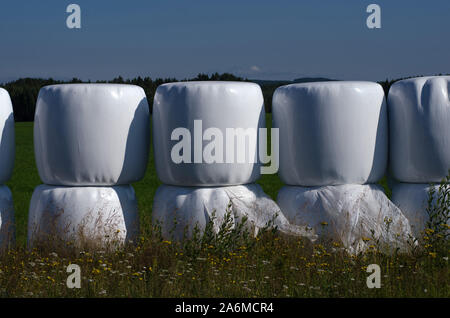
[
  {"x1": 34, "y1": 84, "x2": 150, "y2": 186},
  {"x1": 277, "y1": 184, "x2": 413, "y2": 254},
  {"x1": 388, "y1": 76, "x2": 450, "y2": 183},
  {"x1": 0, "y1": 88, "x2": 15, "y2": 184},
  {"x1": 0, "y1": 185, "x2": 15, "y2": 249},
  {"x1": 153, "y1": 81, "x2": 265, "y2": 186},
  {"x1": 391, "y1": 182, "x2": 449, "y2": 238},
  {"x1": 273, "y1": 81, "x2": 387, "y2": 186},
  {"x1": 27, "y1": 185, "x2": 139, "y2": 248},
  {"x1": 152, "y1": 183, "x2": 317, "y2": 241}
]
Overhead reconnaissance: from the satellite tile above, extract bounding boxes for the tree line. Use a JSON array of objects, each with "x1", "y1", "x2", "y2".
[
  {"x1": 1, "y1": 73, "x2": 244, "y2": 121},
  {"x1": 0, "y1": 73, "x2": 442, "y2": 122}
]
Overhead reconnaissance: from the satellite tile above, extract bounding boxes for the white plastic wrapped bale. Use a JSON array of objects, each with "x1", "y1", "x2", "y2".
[
  {"x1": 153, "y1": 81, "x2": 265, "y2": 186},
  {"x1": 0, "y1": 185, "x2": 15, "y2": 249},
  {"x1": 152, "y1": 184, "x2": 317, "y2": 241},
  {"x1": 391, "y1": 183, "x2": 449, "y2": 238},
  {"x1": 277, "y1": 184, "x2": 413, "y2": 254},
  {"x1": 0, "y1": 88, "x2": 15, "y2": 184},
  {"x1": 388, "y1": 76, "x2": 450, "y2": 183},
  {"x1": 273, "y1": 81, "x2": 387, "y2": 186},
  {"x1": 34, "y1": 84, "x2": 150, "y2": 186},
  {"x1": 27, "y1": 185, "x2": 139, "y2": 248}
]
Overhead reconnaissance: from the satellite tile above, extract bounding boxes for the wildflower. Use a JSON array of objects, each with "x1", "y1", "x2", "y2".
[
  {"x1": 428, "y1": 252, "x2": 437, "y2": 258},
  {"x1": 425, "y1": 228, "x2": 435, "y2": 235}
]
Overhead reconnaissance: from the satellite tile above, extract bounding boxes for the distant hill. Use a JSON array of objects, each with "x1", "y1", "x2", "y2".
[
  {"x1": 249, "y1": 79, "x2": 292, "y2": 86},
  {"x1": 293, "y1": 77, "x2": 336, "y2": 83},
  {"x1": 250, "y1": 77, "x2": 336, "y2": 86}
]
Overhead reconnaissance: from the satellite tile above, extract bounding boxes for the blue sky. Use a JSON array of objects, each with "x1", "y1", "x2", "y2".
[{"x1": 0, "y1": 0, "x2": 449, "y2": 82}]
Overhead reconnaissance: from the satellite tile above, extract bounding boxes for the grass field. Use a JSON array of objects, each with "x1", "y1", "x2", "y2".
[{"x1": 2, "y1": 117, "x2": 447, "y2": 298}]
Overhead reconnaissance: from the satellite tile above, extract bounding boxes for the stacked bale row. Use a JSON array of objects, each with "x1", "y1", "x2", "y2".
[
  {"x1": 27, "y1": 84, "x2": 150, "y2": 248},
  {"x1": 273, "y1": 82, "x2": 412, "y2": 253},
  {"x1": 0, "y1": 88, "x2": 15, "y2": 249},
  {"x1": 389, "y1": 76, "x2": 450, "y2": 237},
  {"x1": 1, "y1": 77, "x2": 447, "y2": 251},
  {"x1": 151, "y1": 82, "x2": 311, "y2": 240}
]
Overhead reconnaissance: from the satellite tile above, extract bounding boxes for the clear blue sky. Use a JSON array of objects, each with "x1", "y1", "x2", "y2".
[{"x1": 0, "y1": 0, "x2": 449, "y2": 83}]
